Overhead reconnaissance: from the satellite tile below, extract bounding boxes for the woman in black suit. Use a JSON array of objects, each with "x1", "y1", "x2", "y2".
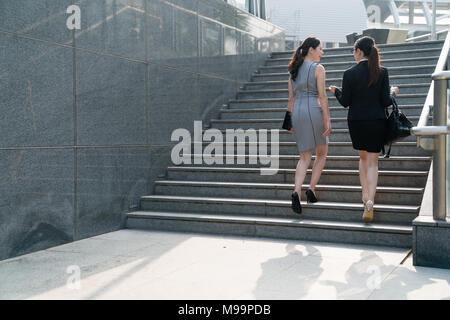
[{"x1": 329, "y1": 36, "x2": 399, "y2": 223}]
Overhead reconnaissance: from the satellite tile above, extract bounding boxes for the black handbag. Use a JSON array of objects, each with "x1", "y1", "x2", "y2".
[
  {"x1": 382, "y1": 95, "x2": 413, "y2": 158},
  {"x1": 282, "y1": 111, "x2": 292, "y2": 130}
]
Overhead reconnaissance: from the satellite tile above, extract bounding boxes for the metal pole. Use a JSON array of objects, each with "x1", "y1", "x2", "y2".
[
  {"x1": 389, "y1": 0, "x2": 401, "y2": 28},
  {"x1": 409, "y1": 1, "x2": 415, "y2": 25},
  {"x1": 432, "y1": 73, "x2": 448, "y2": 221},
  {"x1": 432, "y1": 0, "x2": 437, "y2": 40}
]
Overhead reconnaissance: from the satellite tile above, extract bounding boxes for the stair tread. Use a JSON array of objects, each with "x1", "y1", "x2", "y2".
[
  {"x1": 262, "y1": 57, "x2": 440, "y2": 69},
  {"x1": 246, "y1": 74, "x2": 432, "y2": 85},
  {"x1": 140, "y1": 194, "x2": 420, "y2": 211},
  {"x1": 270, "y1": 40, "x2": 444, "y2": 55},
  {"x1": 154, "y1": 180, "x2": 424, "y2": 192},
  {"x1": 269, "y1": 48, "x2": 441, "y2": 61},
  {"x1": 202, "y1": 127, "x2": 423, "y2": 134},
  {"x1": 127, "y1": 210, "x2": 413, "y2": 233},
  {"x1": 193, "y1": 140, "x2": 419, "y2": 146},
  {"x1": 221, "y1": 105, "x2": 423, "y2": 112},
  {"x1": 167, "y1": 166, "x2": 428, "y2": 175},
  {"x1": 238, "y1": 84, "x2": 431, "y2": 93},
  {"x1": 180, "y1": 153, "x2": 430, "y2": 160},
  {"x1": 253, "y1": 65, "x2": 436, "y2": 76},
  {"x1": 211, "y1": 116, "x2": 425, "y2": 122},
  {"x1": 229, "y1": 94, "x2": 427, "y2": 102}
]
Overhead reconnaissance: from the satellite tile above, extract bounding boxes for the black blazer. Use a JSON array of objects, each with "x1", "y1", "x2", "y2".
[{"x1": 334, "y1": 60, "x2": 392, "y2": 121}]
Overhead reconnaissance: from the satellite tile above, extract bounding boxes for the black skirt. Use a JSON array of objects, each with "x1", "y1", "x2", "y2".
[{"x1": 348, "y1": 119, "x2": 386, "y2": 153}]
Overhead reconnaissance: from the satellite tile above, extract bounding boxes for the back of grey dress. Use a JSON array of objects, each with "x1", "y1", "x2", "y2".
[{"x1": 290, "y1": 61, "x2": 329, "y2": 153}]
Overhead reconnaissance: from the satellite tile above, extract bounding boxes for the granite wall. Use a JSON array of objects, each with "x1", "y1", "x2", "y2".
[{"x1": 0, "y1": 0, "x2": 285, "y2": 261}]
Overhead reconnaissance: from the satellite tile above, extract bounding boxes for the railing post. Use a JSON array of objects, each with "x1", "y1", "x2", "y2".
[
  {"x1": 432, "y1": 0, "x2": 437, "y2": 40},
  {"x1": 432, "y1": 72, "x2": 448, "y2": 220}
]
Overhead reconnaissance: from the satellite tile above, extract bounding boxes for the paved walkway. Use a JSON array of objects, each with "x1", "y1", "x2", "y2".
[{"x1": 0, "y1": 229, "x2": 449, "y2": 300}]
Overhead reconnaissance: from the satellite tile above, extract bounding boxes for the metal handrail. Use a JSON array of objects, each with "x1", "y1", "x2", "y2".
[
  {"x1": 411, "y1": 29, "x2": 450, "y2": 140},
  {"x1": 410, "y1": 30, "x2": 450, "y2": 221},
  {"x1": 405, "y1": 29, "x2": 449, "y2": 42}
]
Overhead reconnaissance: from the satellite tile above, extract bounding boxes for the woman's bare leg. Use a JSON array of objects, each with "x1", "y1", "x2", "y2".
[
  {"x1": 366, "y1": 152, "x2": 379, "y2": 203},
  {"x1": 309, "y1": 144, "x2": 328, "y2": 193},
  {"x1": 358, "y1": 150, "x2": 369, "y2": 204},
  {"x1": 294, "y1": 150, "x2": 313, "y2": 197}
]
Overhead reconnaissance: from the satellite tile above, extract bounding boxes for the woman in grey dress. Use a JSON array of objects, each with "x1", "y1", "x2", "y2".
[{"x1": 287, "y1": 37, "x2": 331, "y2": 214}]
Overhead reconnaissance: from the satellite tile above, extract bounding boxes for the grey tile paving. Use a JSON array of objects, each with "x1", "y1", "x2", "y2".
[{"x1": 0, "y1": 229, "x2": 448, "y2": 300}]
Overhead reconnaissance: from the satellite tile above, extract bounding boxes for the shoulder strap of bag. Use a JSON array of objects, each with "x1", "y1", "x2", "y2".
[{"x1": 381, "y1": 94, "x2": 397, "y2": 158}]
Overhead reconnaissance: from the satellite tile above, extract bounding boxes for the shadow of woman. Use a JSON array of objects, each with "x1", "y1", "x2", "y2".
[
  {"x1": 319, "y1": 251, "x2": 437, "y2": 299},
  {"x1": 252, "y1": 243, "x2": 323, "y2": 299}
]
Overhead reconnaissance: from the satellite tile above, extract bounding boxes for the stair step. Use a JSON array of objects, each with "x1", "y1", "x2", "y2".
[
  {"x1": 154, "y1": 180, "x2": 424, "y2": 206},
  {"x1": 139, "y1": 195, "x2": 419, "y2": 225},
  {"x1": 270, "y1": 40, "x2": 444, "y2": 58},
  {"x1": 266, "y1": 47, "x2": 442, "y2": 64},
  {"x1": 237, "y1": 83, "x2": 430, "y2": 98},
  {"x1": 203, "y1": 127, "x2": 420, "y2": 143},
  {"x1": 221, "y1": 104, "x2": 425, "y2": 118},
  {"x1": 259, "y1": 56, "x2": 439, "y2": 73},
  {"x1": 126, "y1": 210, "x2": 412, "y2": 248},
  {"x1": 228, "y1": 94, "x2": 427, "y2": 108},
  {"x1": 209, "y1": 115, "x2": 427, "y2": 130},
  {"x1": 186, "y1": 141, "x2": 430, "y2": 156},
  {"x1": 166, "y1": 166, "x2": 428, "y2": 187},
  {"x1": 253, "y1": 65, "x2": 436, "y2": 81},
  {"x1": 173, "y1": 154, "x2": 431, "y2": 171},
  {"x1": 243, "y1": 74, "x2": 432, "y2": 90}
]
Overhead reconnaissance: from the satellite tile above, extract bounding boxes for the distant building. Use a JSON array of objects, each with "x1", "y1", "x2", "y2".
[
  {"x1": 267, "y1": 0, "x2": 368, "y2": 47},
  {"x1": 266, "y1": 0, "x2": 450, "y2": 48},
  {"x1": 224, "y1": 0, "x2": 268, "y2": 19}
]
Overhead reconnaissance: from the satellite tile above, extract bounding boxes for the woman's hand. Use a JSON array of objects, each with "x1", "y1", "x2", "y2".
[
  {"x1": 288, "y1": 128, "x2": 294, "y2": 134},
  {"x1": 323, "y1": 118, "x2": 331, "y2": 137},
  {"x1": 329, "y1": 85, "x2": 337, "y2": 94},
  {"x1": 390, "y1": 86, "x2": 399, "y2": 96}
]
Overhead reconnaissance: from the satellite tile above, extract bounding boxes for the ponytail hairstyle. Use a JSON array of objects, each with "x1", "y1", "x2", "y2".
[
  {"x1": 354, "y1": 36, "x2": 381, "y2": 87},
  {"x1": 288, "y1": 36, "x2": 321, "y2": 82}
]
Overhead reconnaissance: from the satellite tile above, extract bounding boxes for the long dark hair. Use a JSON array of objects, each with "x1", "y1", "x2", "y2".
[
  {"x1": 288, "y1": 36, "x2": 321, "y2": 82},
  {"x1": 354, "y1": 36, "x2": 381, "y2": 87}
]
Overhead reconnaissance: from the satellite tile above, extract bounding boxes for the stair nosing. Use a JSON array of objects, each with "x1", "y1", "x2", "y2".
[
  {"x1": 167, "y1": 166, "x2": 428, "y2": 176},
  {"x1": 245, "y1": 74, "x2": 433, "y2": 85},
  {"x1": 237, "y1": 83, "x2": 431, "y2": 94},
  {"x1": 268, "y1": 49, "x2": 442, "y2": 61},
  {"x1": 272, "y1": 44, "x2": 444, "y2": 56},
  {"x1": 154, "y1": 180, "x2": 424, "y2": 193},
  {"x1": 253, "y1": 65, "x2": 436, "y2": 77},
  {"x1": 220, "y1": 105, "x2": 425, "y2": 113},
  {"x1": 179, "y1": 153, "x2": 430, "y2": 161},
  {"x1": 194, "y1": 135, "x2": 421, "y2": 145},
  {"x1": 261, "y1": 56, "x2": 440, "y2": 69},
  {"x1": 270, "y1": 40, "x2": 444, "y2": 55},
  {"x1": 228, "y1": 94, "x2": 427, "y2": 103},
  {"x1": 211, "y1": 116, "x2": 425, "y2": 123},
  {"x1": 127, "y1": 211, "x2": 413, "y2": 234},
  {"x1": 140, "y1": 195, "x2": 420, "y2": 215}
]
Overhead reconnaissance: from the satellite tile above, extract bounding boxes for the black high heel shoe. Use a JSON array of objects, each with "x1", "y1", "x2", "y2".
[
  {"x1": 291, "y1": 192, "x2": 302, "y2": 214},
  {"x1": 306, "y1": 189, "x2": 318, "y2": 203}
]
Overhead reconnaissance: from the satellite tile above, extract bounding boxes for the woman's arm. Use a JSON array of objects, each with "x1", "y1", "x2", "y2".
[
  {"x1": 316, "y1": 64, "x2": 331, "y2": 137},
  {"x1": 334, "y1": 69, "x2": 352, "y2": 107},
  {"x1": 381, "y1": 68, "x2": 393, "y2": 107},
  {"x1": 287, "y1": 77, "x2": 295, "y2": 112}
]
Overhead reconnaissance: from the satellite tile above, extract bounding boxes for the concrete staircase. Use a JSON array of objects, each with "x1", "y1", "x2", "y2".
[{"x1": 126, "y1": 40, "x2": 444, "y2": 248}]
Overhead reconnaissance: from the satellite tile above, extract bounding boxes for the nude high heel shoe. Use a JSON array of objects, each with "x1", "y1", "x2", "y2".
[{"x1": 363, "y1": 200, "x2": 374, "y2": 223}]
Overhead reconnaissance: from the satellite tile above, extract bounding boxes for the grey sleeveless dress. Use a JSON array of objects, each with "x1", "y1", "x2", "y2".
[{"x1": 290, "y1": 61, "x2": 329, "y2": 153}]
